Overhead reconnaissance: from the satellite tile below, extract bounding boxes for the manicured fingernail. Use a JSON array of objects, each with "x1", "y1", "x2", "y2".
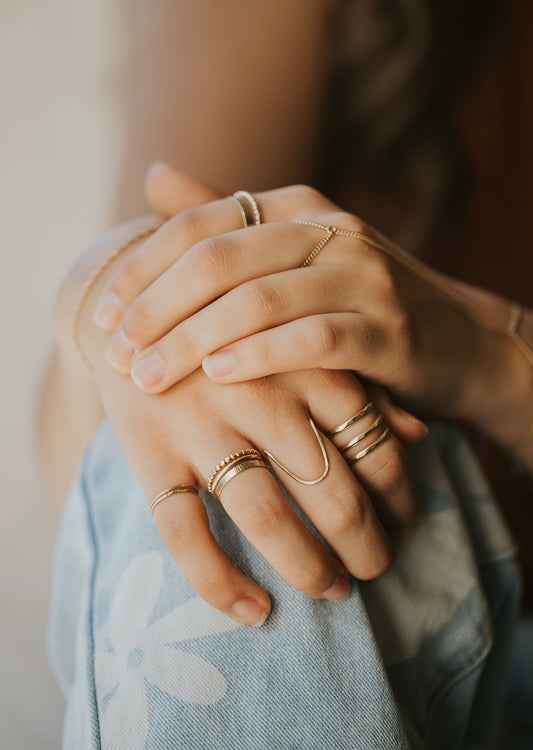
[
  {"x1": 202, "y1": 350, "x2": 236, "y2": 378},
  {"x1": 232, "y1": 597, "x2": 269, "y2": 627},
  {"x1": 321, "y1": 571, "x2": 351, "y2": 602},
  {"x1": 105, "y1": 330, "x2": 136, "y2": 369},
  {"x1": 131, "y1": 352, "x2": 165, "y2": 389},
  {"x1": 93, "y1": 292, "x2": 123, "y2": 330}
]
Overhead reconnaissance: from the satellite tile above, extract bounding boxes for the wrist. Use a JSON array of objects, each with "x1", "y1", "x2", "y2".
[{"x1": 461, "y1": 300, "x2": 533, "y2": 460}]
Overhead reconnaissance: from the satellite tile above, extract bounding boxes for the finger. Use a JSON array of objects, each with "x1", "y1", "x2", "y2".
[
  {"x1": 366, "y1": 384, "x2": 428, "y2": 446},
  {"x1": 151, "y1": 487, "x2": 271, "y2": 627},
  {"x1": 304, "y1": 371, "x2": 420, "y2": 539},
  {"x1": 202, "y1": 313, "x2": 377, "y2": 382},
  {"x1": 189, "y1": 425, "x2": 351, "y2": 602},
  {"x1": 92, "y1": 198, "x2": 249, "y2": 333},
  {"x1": 144, "y1": 163, "x2": 221, "y2": 218},
  {"x1": 93, "y1": 184, "x2": 339, "y2": 333},
  {"x1": 219, "y1": 377, "x2": 394, "y2": 580},
  {"x1": 125, "y1": 264, "x2": 355, "y2": 391}
]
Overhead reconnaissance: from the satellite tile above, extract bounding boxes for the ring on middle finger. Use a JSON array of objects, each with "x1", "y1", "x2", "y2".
[{"x1": 207, "y1": 448, "x2": 268, "y2": 499}]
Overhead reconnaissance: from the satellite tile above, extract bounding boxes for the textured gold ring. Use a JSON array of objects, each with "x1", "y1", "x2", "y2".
[
  {"x1": 207, "y1": 449, "x2": 263, "y2": 495},
  {"x1": 212, "y1": 458, "x2": 270, "y2": 499}
]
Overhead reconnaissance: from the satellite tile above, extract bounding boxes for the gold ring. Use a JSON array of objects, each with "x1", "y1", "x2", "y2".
[
  {"x1": 207, "y1": 449, "x2": 263, "y2": 495},
  {"x1": 293, "y1": 220, "x2": 388, "y2": 267},
  {"x1": 327, "y1": 403, "x2": 374, "y2": 436},
  {"x1": 212, "y1": 458, "x2": 270, "y2": 499},
  {"x1": 339, "y1": 415, "x2": 383, "y2": 453},
  {"x1": 347, "y1": 427, "x2": 391, "y2": 463},
  {"x1": 263, "y1": 418, "x2": 329, "y2": 486},
  {"x1": 229, "y1": 190, "x2": 262, "y2": 227},
  {"x1": 149, "y1": 484, "x2": 199, "y2": 515}
]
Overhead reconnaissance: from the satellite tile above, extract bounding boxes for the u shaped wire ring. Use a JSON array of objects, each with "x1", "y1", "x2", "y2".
[{"x1": 263, "y1": 418, "x2": 329, "y2": 485}]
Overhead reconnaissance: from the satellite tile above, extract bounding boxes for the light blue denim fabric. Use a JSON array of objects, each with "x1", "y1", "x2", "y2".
[{"x1": 48, "y1": 420, "x2": 521, "y2": 750}]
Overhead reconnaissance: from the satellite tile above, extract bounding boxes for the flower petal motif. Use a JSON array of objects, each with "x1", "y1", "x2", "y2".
[
  {"x1": 149, "y1": 593, "x2": 242, "y2": 645},
  {"x1": 100, "y1": 671, "x2": 148, "y2": 750},
  {"x1": 109, "y1": 551, "x2": 163, "y2": 662},
  {"x1": 143, "y1": 644, "x2": 229, "y2": 705}
]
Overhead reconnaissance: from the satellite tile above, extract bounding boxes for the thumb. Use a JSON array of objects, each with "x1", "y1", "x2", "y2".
[{"x1": 144, "y1": 163, "x2": 221, "y2": 218}]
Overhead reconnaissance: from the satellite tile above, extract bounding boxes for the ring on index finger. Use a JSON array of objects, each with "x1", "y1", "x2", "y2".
[{"x1": 227, "y1": 190, "x2": 262, "y2": 228}]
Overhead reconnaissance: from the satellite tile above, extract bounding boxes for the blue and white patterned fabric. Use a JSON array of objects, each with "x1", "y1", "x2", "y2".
[{"x1": 47, "y1": 420, "x2": 521, "y2": 749}]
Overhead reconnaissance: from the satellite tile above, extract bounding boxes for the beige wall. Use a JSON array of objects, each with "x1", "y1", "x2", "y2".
[{"x1": 0, "y1": 1, "x2": 128, "y2": 745}]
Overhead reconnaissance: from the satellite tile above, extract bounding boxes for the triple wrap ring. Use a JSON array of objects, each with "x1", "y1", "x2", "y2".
[
  {"x1": 327, "y1": 402, "x2": 390, "y2": 463},
  {"x1": 228, "y1": 190, "x2": 262, "y2": 228},
  {"x1": 293, "y1": 220, "x2": 388, "y2": 268},
  {"x1": 149, "y1": 484, "x2": 200, "y2": 515}
]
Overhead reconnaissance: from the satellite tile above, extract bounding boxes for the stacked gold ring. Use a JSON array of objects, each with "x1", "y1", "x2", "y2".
[
  {"x1": 329, "y1": 402, "x2": 390, "y2": 464},
  {"x1": 207, "y1": 448, "x2": 269, "y2": 499},
  {"x1": 228, "y1": 190, "x2": 262, "y2": 228}
]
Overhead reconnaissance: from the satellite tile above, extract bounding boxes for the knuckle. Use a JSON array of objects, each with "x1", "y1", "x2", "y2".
[
  {"x1": 240, "y1": 280, "x2": 282, "y2": 322},
  {"x1": 325, "y1": 487, "x2": 368, "y2": 536},
  {"x1": 309, "y1": 317, "x2": 340, "y2": 359},
  {"x1": 294, "y1": 184, "x2": 324, "y2": 206},
  {"x1": 360, "y1": 551, "x2": 395, "y2": 580},
  {"x1": 298, "y1": 563, "x2": 338, "y2": 597},
  {"x1": 233, "y1": 491, "x2": 287, "y2": 539},
  {"x1": 193, "y1": 570, "x2": 234, "y2": 603},
  {"x1": 169, "y1": 209, "x2": 203, "y2": 241},
  {"x1": 332, "y1": 210, "x2": 366, "y2": 233},
  {"x1": 194, "y1": 237, "x2": 233, "y2": 282}
]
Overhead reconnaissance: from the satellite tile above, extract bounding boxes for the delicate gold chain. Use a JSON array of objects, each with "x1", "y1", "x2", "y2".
[{"x1": 71, "y1": 222, "x2": 161, "y2": 371}]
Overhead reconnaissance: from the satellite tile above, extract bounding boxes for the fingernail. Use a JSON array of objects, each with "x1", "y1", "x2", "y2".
[
  {"x1": 321, "y1": 571, "x2": 351, "y2": 602},
  {"x1": 131, "y1": 352, "x2": 165, "y2": 389},
  {"x1": 232, "y1": 597, "x2": 269, "y2": 627},
  {"x1": 147, "y1": 160, "x2": 170, "y2": 177},
  {"x1": 392, "y1": 405, "x2": 429, "y2": 435},
  {"x1": 105, "y1": 330, "x2": 136, "y2": 369},
  {"x1": 93, "y1": 292, "x2": 123, "y2": 330},
  {"x1": 202, "y1": 350, "x2": 236, "y2": 378}
]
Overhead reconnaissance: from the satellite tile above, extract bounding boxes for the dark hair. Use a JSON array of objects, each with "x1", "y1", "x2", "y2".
[{"x1": 321, "y1": 0, "x2": 507, "y2": 244}]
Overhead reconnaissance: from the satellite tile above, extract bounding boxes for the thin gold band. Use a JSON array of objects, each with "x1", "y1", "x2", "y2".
[
  {"x1": 149, "y1": 484, "x2": 199, "y2": 515},
  {"x1": 263, "y1": 418, "x2": 329, "y2": 485},
  {"x1": 327, "y1": 403, "x2": 374, "y2": 436},
  {"x1": 347, "y1": 428, "x2": 391, "y2": 463},
  {"x1": 212, "y1": 458, "x2": 270, "y2": 499},
  {"x1": 339, "y1": 415, "x2": 383, "y2": 453}
]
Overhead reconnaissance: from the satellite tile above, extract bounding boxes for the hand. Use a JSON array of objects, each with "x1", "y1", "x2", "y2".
[
  {"x1": 93, "y1": 165, "x2": 501, "y2": 430},
  {"x1": 65, "y1": 209, "x2": 422, "y2": 627}
]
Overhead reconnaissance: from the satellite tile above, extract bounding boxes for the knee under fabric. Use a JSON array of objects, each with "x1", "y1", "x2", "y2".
[{"x1": 47, "y1": 420, "x2": 521, "y2": 750}]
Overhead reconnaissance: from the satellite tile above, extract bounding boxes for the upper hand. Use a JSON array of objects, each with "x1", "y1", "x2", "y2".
[{"x1": 93, "y1": 165, "x2": 489, "y2": 423}]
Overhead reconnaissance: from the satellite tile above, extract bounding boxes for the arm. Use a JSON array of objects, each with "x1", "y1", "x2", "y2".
[{"x1": 113, "y1": 0, "x2": 338, "y2": 220}]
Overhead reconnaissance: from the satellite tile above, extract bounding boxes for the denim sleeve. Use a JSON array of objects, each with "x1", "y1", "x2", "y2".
[{"x1": 47, "y1": 420, "x2": 521, "y2": 750}]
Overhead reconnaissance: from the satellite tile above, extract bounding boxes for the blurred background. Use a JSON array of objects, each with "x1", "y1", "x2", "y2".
[{"x1": 0, "y1": 1, "x2": 128, "y2": 745}]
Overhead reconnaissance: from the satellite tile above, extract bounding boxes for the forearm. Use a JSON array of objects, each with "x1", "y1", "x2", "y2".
[{"x1": 36, "y1": 218, "x2": 155, "y2": 502}]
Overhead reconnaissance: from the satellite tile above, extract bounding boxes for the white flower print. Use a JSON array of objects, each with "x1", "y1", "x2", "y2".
[{"x1": 95, "y1": 551, "x2": 242, "y2": 750}]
